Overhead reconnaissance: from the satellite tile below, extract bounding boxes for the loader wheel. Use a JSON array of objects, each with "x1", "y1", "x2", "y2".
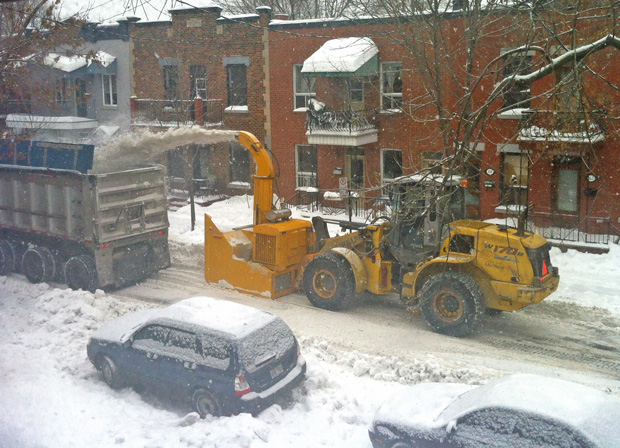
[
  {"x1": 0, "y1": 240, "x2": 16, "y2": 276},
  {"x1": 303, "y1": 253, "x2": 355, "y2": 311},
  {"x1": 65, "y1": 255, "x2": 98, "y2": 292},
  {"x1": 419, "y1": 271, "x2": 485, "y2": 337},
  {"x1": 22, "y1": 247, "x2": 56, "y2": 284}
]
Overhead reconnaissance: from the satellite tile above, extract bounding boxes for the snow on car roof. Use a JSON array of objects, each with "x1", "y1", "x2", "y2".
[
  {"x1": 150, "y1": 296, "x2": 277, "y2": 338},
  {"x1": 438, "y1": 374, "x2": 620, "y2": 446}
]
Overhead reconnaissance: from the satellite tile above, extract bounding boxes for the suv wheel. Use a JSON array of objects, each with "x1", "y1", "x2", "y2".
[
  {"x1": 192, "y1": 388, "x2": 222, "y2": 418},
  {"x1": 100, "y1": 355, "x2": 123, "y2": 389}
]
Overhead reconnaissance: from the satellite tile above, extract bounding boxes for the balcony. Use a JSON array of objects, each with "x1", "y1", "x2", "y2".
[
  {"x1": 131, "y1": 98, "x2": 223, "y2": 128},
  {"x1": 305, "y1": 106, "x2": 378, "y2": 146},
  {"x1": 518, "y1": 110, "x2": 606, "y2": 144}
]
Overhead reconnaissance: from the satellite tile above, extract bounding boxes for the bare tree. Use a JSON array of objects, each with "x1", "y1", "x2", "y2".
[
  {"x1": 1, "y1": 1, "x2": 86, "y2": 126},
  {"x1": 221, "y1": 0, "x2": 356, "y2": 19},
  {"x1": 355, "y1": 0, "x2": 620, "y2": 229}
]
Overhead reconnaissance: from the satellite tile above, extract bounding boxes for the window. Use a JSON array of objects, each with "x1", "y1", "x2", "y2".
[
  {"x1": 55, "y1": 79, "x2": 69, "y2": 105},
  {"x1": 555, "y1": 165, "x2": 580, "y2": 214},
  {"x1": 163, "y1": 65, "x2": 179, "y2": 101},
  {"x1": 229, "y1": 141, "x2": 250, "y2": 185},
  {"x1": 190, "y1": 65, "x2": 207, "y2": 99},
  {"x1": 132, "y1": 325, "x2": 170, "y2": 352},
  {"x1": 167, "y1": 329, "x2": 198, "y2": 352},
  {"x1": 102, "y1": 74, "x2": 117, "y2": 106},
  {"x1": 347, "y1": 78, "x2": 364, "y2": 110},
  {"x1": 381, "y1": 62, "x2": 403, "y2": 111},
  {"x1": 502, "y1": 52, "x2": 532, "y2": 109},
  {"x1": 422, "y1": 151, "x2": 443, "y2": 174},
  {"x1": 502, "y1": 152, "x2": 529, "y2": 206},
  {"x1": 555, "y1": 67, "x2": 582, "y2": 111},
  {"x1": 294, "y1": 65, "x2": 315, "y2": 109},
  {"x1": 227, "y1": 64, "x2": 247, "y2": 107},
  {"x1": 295, "y1": 145, "x2": 318, "y2": 190},
  {"x1": 381, "y1": 149, "x2": 402, "y2": 196}
]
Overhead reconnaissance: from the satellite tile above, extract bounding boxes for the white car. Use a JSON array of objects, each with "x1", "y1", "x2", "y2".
[{"x1": 369, "y1": 373, "x2": 620, "y2": 448}]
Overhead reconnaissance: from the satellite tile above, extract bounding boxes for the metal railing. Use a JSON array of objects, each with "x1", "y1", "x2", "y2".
[
  {"x1": 528, "y1": 212, "x2": 612, "y2": 245},
  {"x1": 306, "y1": 108, "x2": 376, "y2": 134},
  {"x1": 132, "y1": 98, "x2": 223, "y2": 127}
]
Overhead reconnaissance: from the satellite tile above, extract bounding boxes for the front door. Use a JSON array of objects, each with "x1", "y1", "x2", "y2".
[
  {"x1": 552, "y1": 159, "x2": 580, "y2": 226},
  {"x1": 345, "y1": 147, "x2": 364, "y2": 191}
]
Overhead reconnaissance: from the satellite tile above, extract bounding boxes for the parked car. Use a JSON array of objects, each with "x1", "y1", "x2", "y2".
[
  {"x1": 369, "y1": 373, "x2": 620, "y2": 448},
  {"x1": 87, "y1": 297, "x2": 306, "y2": 417}
]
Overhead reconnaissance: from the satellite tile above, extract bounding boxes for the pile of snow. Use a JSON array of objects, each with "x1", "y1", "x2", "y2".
[{"x1": 0, "y1": 275, "x2": 488, "y2": 447}]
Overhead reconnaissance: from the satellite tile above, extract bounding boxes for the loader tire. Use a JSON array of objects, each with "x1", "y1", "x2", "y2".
[
  {"x1": 419, "y1": 271, "x2": 485, "y2": 337},
  {"x1": 303, "y1": 253, "x2": 355, "y2": 311},
  {"x1": 65, "y1": 255, "x2": 98, "y2": 292},
  {"x1": 0, "y1": 240, "x2": 16, "y2": 276}
]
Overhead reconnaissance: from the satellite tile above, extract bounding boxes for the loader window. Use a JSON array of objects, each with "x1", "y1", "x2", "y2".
[{"x1": 448, "y1": 233, "x2": 475, "y2": 255}]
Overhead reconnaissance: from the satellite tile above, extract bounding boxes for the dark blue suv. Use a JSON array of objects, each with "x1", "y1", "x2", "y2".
[{"x1": 87, "y1": 297, "x2": 306, "y2": 417}]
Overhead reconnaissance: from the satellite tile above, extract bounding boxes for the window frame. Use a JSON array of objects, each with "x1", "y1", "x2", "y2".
[
  {"x1": 293, "y1": 64, "x2": 315, "y2": 110},
  {"x1": 381, "y1": 148, "x2": 403, "y2": 197},
  {"x1": 102, "y1": 74, "x2": 118, "y2": 106},
  {"x1": 501, "y1": 50, "x2": 533, "y2": 110},
  {"x1": 226, "y1": 63, "x2": 248, "y2": 107},
  {"x1": 501, "y1": 150, "x2": 530, "y2": 207},
  {"x1": 295, "y1": 144, "x2": 318, "y2": 190},
  {"x1": 381, "y1": 62, "x2": 403, "y2": 112},
  {"x1": 189, "y1": 65, "x2": 207, "y2": 99},
  {"x1": 228, "y1": 141, "x2": 251, "y2": 186},
  {"x1": 163, "y1": 64, "x2": 179, "y2": 102}
]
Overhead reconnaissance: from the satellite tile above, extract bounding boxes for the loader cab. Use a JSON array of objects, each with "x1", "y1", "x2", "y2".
[{"x1": 388, "y1": 174, "x2": 466, "y2": 266}]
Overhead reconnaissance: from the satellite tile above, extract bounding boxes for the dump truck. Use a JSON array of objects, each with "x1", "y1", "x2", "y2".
[
  {"x1": 0, "y1": 164, "x2": 171, "y2": 291},
  {"x1": 204, "y1": 132, "x2": 559, "y2": 336}
]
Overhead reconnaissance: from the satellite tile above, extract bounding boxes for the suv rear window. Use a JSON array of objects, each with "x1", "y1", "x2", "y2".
[{"x1": 237, "y1": 318, "x2": 296, "y2": 373}]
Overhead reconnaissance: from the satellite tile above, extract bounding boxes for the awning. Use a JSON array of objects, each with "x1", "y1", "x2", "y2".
[
  {"x1": 43, "y1": 51, "x2": 117, "y2": 78},
  {"x1": 301, "y1": 37, "x2": 379, "y2": 77}
]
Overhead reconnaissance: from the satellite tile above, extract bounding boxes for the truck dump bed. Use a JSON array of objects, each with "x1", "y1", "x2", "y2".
[{"x1": 0, "y1": 165, "x2": 168, "y2": 243}]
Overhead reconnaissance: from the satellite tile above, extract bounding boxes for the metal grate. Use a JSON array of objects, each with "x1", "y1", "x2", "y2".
[{"x1": 254, "y1": 233, "x2": 276, "y2": 265}]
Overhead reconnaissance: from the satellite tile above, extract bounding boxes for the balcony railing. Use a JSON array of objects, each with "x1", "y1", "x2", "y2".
[
  {"x1": 518, "y1": 110, "x2": 606, "y2": 143},
  {"x1": 131, "y1": 98, "x2": 223, "y2": 127},
  {"x1": 305, "y1": 105, "x2": 378, "y2": 146},
  {"x1": 306, "y1": 108, "x2": 376, "y2": 133}
]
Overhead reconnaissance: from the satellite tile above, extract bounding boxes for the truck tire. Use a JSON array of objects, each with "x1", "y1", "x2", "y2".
[
  {"x1": 0, "y1": 240, "x2": 16, "y2": 276},
  {"x1": 419, "y1": 271, "x2": 485, "y2": 337},
  {"x1": 302, "y1": 252, "x2": 355, "y2": 311},
  {"x1": 65, "y1": 255, "x2": 98, "y2": 292},
  {"x1": 22, "y1": 247, "x2": 56, "y2": 284}
]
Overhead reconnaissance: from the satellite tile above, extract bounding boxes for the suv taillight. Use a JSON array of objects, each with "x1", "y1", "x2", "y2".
[{"x1": 235, "y1": 374, "x2": 252, "y2": 396}]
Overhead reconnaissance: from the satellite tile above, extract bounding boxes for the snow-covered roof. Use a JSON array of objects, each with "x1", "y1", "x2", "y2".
[
  {"x1": 518, "y1": 124, "x2": 605, "y2": 143},
  {"x1": 152, "y1": 297, "x2": 277, "y2": 338},
  {"x1": 91, "y1": 297, "x2": 279, "y2": 343},
  {"x1": 301, "y1": 37, "x2": 379, "y2": 76},
  {"x1": 43, "y1": 51, "x2": 116, "y2": 73}
]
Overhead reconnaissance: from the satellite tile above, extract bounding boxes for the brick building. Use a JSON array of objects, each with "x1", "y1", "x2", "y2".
[
  {"x1": 128, "y1": 4, "x2": 620, "y2": 243},
  {"x1": 130, "y1": 5, "x2": 272, "y2": 197}
]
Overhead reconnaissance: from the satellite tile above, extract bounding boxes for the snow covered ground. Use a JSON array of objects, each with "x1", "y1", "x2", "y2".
[{"x1": 1, "y1": 195, "x2": 619, "y2": 447}]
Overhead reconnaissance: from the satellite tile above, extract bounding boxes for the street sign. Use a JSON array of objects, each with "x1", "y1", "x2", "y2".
[{"x1": 339, "y1": 176, "x2": 348, "y2": 196}]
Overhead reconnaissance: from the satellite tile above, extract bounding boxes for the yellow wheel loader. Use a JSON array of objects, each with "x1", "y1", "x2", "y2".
[
  {"x1": 302, "y1": 175, "x2": 560, "y2": 337},
  {"x1": 204, "y1": 133, "x2": 559, "y2": 337}
]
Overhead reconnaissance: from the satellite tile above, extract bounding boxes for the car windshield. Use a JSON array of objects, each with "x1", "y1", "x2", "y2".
[{"x1": 237, "y1": 318, "x2": 295, "y2": 373}]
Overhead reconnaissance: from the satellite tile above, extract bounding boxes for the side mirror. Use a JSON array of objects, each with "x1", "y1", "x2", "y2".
[{"x1": 122, "y1": 339, "x2": 132, "y2": 349}]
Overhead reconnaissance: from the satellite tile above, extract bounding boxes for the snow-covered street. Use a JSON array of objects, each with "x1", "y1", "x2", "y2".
[{"x1": 1, "y1": 196, "x2": 620, "y2": 447}]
